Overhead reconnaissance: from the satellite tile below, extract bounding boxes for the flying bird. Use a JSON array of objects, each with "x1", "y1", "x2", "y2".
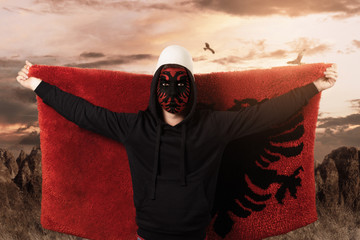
[
  {"x1": 204, "y1": 42, "x2": 215, "y2": 54},
  {"x1": 287, "y1": 49, "x2": 306, "y2": 65}
]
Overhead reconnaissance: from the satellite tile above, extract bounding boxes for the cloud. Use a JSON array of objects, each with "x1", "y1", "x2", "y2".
[
  {"x1": 318, "y1": 111, "x2": 332, "y2": 118},
  {"x1": 0, "y1": 59, "x2": 24, "y2": 68},
  {"x1": 18, "y1": 131, "x2": 40, "y2": 145},
  {"x1": 210, "y1": 37, "x2": 332, "y2": 66},
  {"x1": 16, "y1": 122, "x2": 39, "y2": 134},
  {"x1": 210, "y1": 40, "x2": 274, "y2": 65},
  {"x1": 30, "y1": 0, "x2": 105, "y2": 14},
  {"x1": 314, "y1": 102, "x2": 360, "y2": 160},
  {"x1": 2, "y1": 6, "x2": 37, "y2": 13},
  {"x1": 316, "y1": 126, "x2": 360, "y2": 148},
  {"x1": 28, "y1": 0, "x2": 192, "y2": 14},
  {"x1": 0, "y1": 59, "x2": 30, "y2": 80},
  {"x1": 146, "y1": 3, "x2": 176, "y2": 11},
  {"x1": 0, "y1": 80, "x2": 39, "y2": 125},
  {"x1": 193, "y1": 56, "x2": 208, "y2": 62},
  {"x1": 212, "y1": 56, "x2": 245, "y2": 65},
  {"x1": 211, "y1": 50, "x2": 287, "y2": 65},
  {"x1": 79, "y1": 52, "x2": 105, "y2": 58},
  {"x1": 254, "y1": 39, "x2": 266, "y2": 51},
  {"x1": 307, "y1": 44, "x2": 332, "y2": 55},
  {"x1": 349, "y1": 99, "x2": 360, "y2": 112},
  {"x1": 211, "y1": 49, "x2": 297, "y2": 66},
  {"x1": 64, "y1": 54, "x2": 156, "y2": 68},
  {"x1": 262, "y1": 49, "x2": 288, "y2": 58},
  {"x1": 191, "y1": 0, "x2": 360, "y2": 18},
  {"x1": 12, "y1": 87, "x2": 37, "y2": 104},
  {"x1": 317, "y1": 113, "x2": 360, "y2": 128},
  {"x1": 0, "y1": 95, "x2": 38, "y2": 124},
  {"x1": 314, "y1": 107, "x2": 360, "y2": 160},
  {"x1": 314, "y1": 126, "x2": 360, "y2": 161},
  {"x1": 353, "y1": 40, "x2": 360, "y2": 48},
  {"x1": 2, "y1": 7, "x2": 13, "y2": 12},
  {"x1": 286, "y1": 38, "x2": 332, "y2": 55}
]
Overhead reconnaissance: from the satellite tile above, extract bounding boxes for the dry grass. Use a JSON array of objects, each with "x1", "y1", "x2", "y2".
[
  {"x1": 2, "y1": 192, "x2": 359, "y2": 240},
  {"x1": 0, "y1": 188, "x2": 87, "y2": 240},
  {"x1": 266, "y1": 202, "x2": 360, "y2": 240}
]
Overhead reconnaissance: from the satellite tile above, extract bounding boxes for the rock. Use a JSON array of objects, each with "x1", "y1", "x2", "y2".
[
  {"x1": 0, "y1": 159, "x2": 12, "y2": 184},
  {"x1": 351, "y1": 228, "x2": 360, "y2": 240},
  {"x1": 328, "y1": 147, "x2": 360, "y2": 211},
  {"x1": 0, "y1": 159, "x2": 27, "y2": 235},
  {"x1": 0, "y1": 148, "x2": 19, "y2": 179},
  {"x1": 315, "y1": 146, "x2": 360, "y2": 211},
  {"x1": 315, "y1": 157, "x2": 339, "y2": 208},
  {"x1": 16, "y1": 149, "x2": 27, "y2": 168},
  {"x1": 29, "y1": 146, "x2": 42, "y2": 199},
  {"x1": 13, "y1": 146, "x2": 42, "y2": 198}
]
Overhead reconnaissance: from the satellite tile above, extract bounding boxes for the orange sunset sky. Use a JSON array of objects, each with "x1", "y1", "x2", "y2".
[{"x1": 0, "y1": 0, "x2": 359, "y2": 160}]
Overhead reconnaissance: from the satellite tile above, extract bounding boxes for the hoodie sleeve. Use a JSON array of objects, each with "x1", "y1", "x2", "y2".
[
  {"x1": 34, "y1": 80, "x2": 138, "y2": 143},
  {"x1": 210, "y1": 82, "x2": 319, "y2": 142}
]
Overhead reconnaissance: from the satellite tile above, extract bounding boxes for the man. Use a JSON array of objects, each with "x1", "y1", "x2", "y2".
[{"x1": 17, "y1": 45, "x2": 337, "y2": 240}]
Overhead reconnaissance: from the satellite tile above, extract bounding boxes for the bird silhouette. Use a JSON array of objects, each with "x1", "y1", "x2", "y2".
[
  {"x1": 203, "y1": 42, "x2": 215, "y2": 54},
  {"x1": 287, "y1": 49, "x2": 306, "y2": 65}
]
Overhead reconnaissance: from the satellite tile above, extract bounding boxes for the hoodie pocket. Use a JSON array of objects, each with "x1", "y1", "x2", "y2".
[{"x1": 137, "y1": 179, "x2": 211, "y2": 233}]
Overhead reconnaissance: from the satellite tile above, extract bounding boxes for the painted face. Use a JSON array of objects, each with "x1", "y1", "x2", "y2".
[{"x1": 157, "y1": 66, "x2": 191, "y2": 114}]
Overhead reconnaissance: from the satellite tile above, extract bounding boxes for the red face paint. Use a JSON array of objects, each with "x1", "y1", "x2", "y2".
[{"x1": 157, "y1": 66, "x2": 191, "y2": 114}]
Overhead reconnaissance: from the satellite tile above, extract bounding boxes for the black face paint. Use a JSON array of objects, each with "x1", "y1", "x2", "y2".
[{"x1": 157, "y1": 67, "x2": 191, "y2": 114}]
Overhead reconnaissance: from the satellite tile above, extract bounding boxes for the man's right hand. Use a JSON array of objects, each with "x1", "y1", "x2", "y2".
[
  {"x1": 16, "y1": 60, "x2": 42, "y2": 91},
  {"x1": 313, "y1": 64, "x2": 338, "y2": 92}
]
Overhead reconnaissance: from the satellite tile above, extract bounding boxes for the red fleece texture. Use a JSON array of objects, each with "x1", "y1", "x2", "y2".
[{"x1": 30, "y1": 63, "x2": 329, "y2": 240}]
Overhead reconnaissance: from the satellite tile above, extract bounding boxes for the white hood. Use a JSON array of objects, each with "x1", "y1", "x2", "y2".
[{"x1": 154, "y1": 45, "x2": 194, "y2": 78}]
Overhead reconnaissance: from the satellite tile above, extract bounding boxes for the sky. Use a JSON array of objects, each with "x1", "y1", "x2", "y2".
[{"x1": 0, "y1": 0, "x2": 359, "y2": 161}]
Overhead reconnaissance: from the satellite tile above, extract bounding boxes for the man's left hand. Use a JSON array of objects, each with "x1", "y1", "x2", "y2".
[{"x1": 313, "y1": 64, "x2": 338, "y2": 92}]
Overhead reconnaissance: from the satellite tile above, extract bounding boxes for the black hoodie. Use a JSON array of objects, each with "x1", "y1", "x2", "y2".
[{"x1": 34, "y1": 65, "x2": 319, "y2": 240}]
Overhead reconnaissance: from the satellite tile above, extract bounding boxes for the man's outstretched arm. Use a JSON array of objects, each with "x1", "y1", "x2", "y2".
[
  {"x1": 211, "y1": 64, "x2": 338, "y2": 142},
  {"x1": 16, "y1": 61, "x2": 138, "y2": 143}
]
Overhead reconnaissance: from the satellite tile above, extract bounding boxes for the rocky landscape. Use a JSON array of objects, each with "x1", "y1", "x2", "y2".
[
  {"x1": 0, "y1": 146, "x2": 359, "y2": 240},
  {"x1": 0, "y1": 146, "x2": 84, "y2": 240}
]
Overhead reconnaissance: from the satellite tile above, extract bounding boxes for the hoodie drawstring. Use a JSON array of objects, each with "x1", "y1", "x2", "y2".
[
  {"x1": 151, "y1": 123, "x2": 162, "y2": 200},
  {"x1": 180, "y1": 124, "x2": 187, "y2": 186},
  {"x1": 150, "y1": 123, "x2": 187, "y2": 200}
]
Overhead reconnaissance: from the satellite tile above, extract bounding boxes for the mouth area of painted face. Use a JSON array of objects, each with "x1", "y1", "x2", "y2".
[{"x1": 157, "y1": 66, "x2": 191, "y2": 114}]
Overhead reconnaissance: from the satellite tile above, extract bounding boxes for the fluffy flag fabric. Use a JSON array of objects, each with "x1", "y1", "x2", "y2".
[{"x1": 29, "y1": 63, "x2": 329, "y2": 240}]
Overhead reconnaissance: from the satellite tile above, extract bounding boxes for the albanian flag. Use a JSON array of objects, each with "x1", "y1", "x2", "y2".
[{"x1": 29, "y1": 63, "x2": 329, "y2": 240}]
